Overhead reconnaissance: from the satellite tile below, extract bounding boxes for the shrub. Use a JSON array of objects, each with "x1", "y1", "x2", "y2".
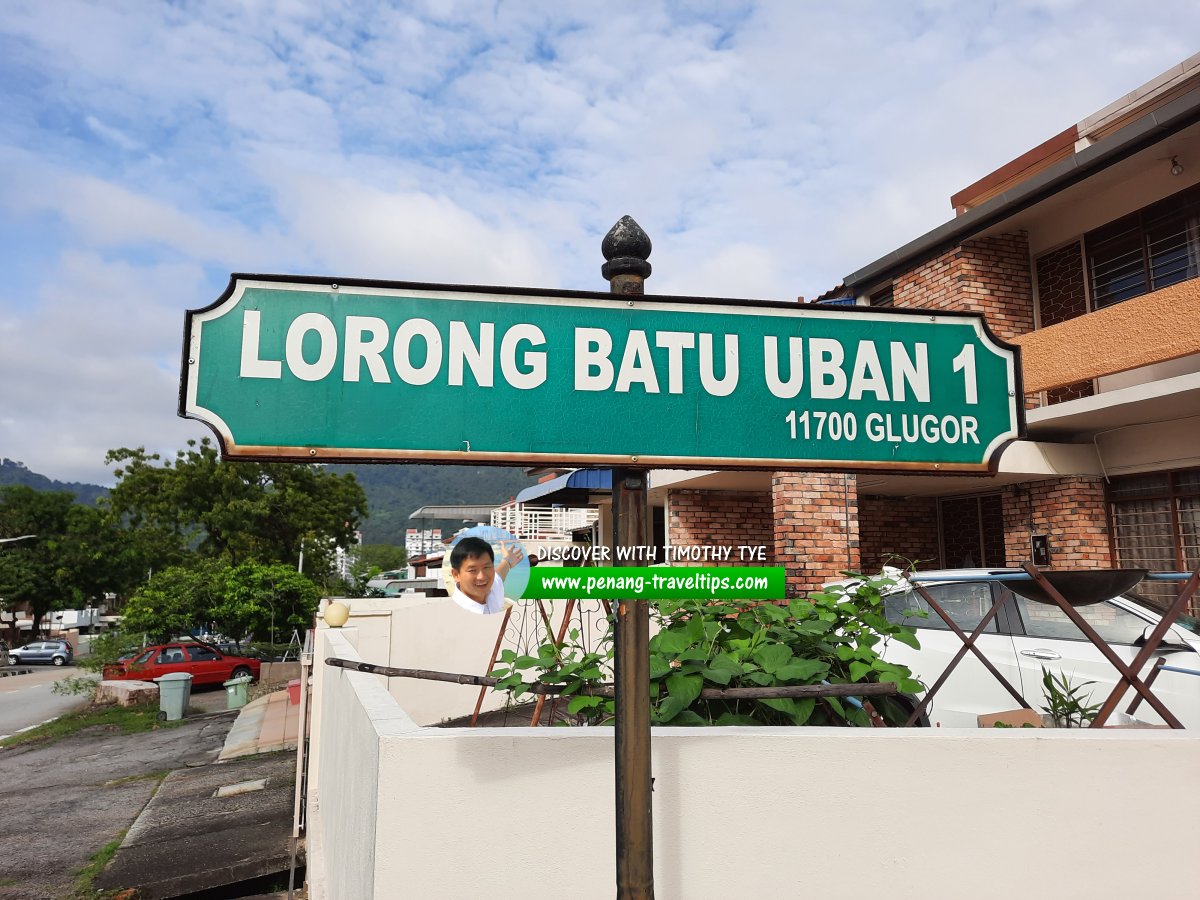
[{"x1": 490, "y1": 571, "x2": 923, "y2": 726}]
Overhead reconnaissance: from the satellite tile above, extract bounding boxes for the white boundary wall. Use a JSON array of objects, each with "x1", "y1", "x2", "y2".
[
  {"x1": 313, "y1": 595, "x2": 602, "y2": 727},
  {"x1": 308, "y1": 608, "x2": 1200, "y2": 900}
]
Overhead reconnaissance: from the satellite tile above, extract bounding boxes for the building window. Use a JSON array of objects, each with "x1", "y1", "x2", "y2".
[
  {"x1": 939, "y1": 494, "x2": 1005, "y2": 568},
  {"x1": 1107, "y1": 468, "x2": 1200, "y2": 614},
  {"x1": 1086, "y1": 184, "x2": 1200, "y2": 308},
  {"x1": 884, "y1": 582, "x2": 998, "y2": 633}
]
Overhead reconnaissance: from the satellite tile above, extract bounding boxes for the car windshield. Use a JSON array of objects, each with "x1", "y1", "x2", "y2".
[{"x1": 1123, "y1": 590, "x2": 1199, "y2": 635}]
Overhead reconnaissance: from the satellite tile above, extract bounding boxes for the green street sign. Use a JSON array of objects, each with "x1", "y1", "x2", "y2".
[{"x1": 180, "y1": 275, "x2": 1024, "y2": 472}]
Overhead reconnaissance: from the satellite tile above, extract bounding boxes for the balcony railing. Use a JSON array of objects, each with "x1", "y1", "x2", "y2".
[{"x1": 490, "y1": 502, "x2": 599, "y2": 541}]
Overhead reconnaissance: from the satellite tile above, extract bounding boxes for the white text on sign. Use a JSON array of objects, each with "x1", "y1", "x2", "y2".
[{"x1": 239, "y1": 311, "x2": 980, "y2": 404}]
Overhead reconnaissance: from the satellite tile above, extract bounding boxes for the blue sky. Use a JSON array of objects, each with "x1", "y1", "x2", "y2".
[{"x1": 2, "y1": 1, "x2": 1198, "y2": 484}]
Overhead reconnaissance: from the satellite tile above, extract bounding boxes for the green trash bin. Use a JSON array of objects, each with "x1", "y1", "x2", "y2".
[
  {"x1": 224, "y1": 674, "x2": 253, "y2": 710},
  {"x1": 154, "y1": 672, "x2": 193, "y2": 721}
]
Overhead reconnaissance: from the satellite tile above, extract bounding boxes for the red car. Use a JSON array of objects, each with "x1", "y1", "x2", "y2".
[{"x1": 103, "y1": 642, "x2": 261, "y2": 685}]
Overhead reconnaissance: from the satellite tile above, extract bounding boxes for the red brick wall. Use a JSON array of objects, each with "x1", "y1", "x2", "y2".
[
  {"x1": 859, "y1": 494, "x2": 941, "y2": 572},
  {"x1": 772, "y1": 472, "x2": 859, "y2": 596},
  {"x1": 893, "y1": 233, "x2": 1035, "y2": 342},
  {"x1": 1000, "y1": 478, "x2": 1110, "y2": 568},
  {"x1": 1034, "y1": 241, "x2": 1087, "y2": 327},
  {"x1": 667, "y1": 490, "x2": 773, "y2": 565}
]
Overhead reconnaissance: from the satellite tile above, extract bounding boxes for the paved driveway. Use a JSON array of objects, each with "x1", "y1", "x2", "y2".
[{"x1": 0, "y1": 712, "x2": 234, "y2": 899}]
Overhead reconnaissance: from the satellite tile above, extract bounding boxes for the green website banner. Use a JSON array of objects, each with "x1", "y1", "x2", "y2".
[
  {"x1": 182, "y1": 276, "x2": 1023, "y2": 472},
  {"x1": 524, "y1": 566, "x2": 786, "y2": 600}
]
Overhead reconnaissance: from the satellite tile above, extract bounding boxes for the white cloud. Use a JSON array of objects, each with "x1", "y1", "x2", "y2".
[
  {"x1": 0, "y1": 252, "x2": 212, "y2": 483},
  {"x1": 257, "y1": 166, "x2": 560, "y2": 285},
  {"x1": 2, "y1": 1, "x2": 1200, "y2": 482},
  {"x1": 0, "y1": 151, "x2": 282, "y2": 265},
  {"x1": 84, "y1": 115, "x2": 142, "y2": 152}
]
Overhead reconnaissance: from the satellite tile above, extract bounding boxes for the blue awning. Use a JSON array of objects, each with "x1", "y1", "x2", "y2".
[{"x1": 515, "y1": 468, "x2": 612, "y2": 504}]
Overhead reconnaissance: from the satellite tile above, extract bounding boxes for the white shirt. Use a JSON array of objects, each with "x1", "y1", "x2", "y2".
[{"x1": 451, "y1": 574, "x2": 506, "y2": 615}]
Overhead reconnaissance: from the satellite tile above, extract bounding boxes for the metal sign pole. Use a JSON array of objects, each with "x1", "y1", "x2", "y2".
[{"x1": 604, "y1": 216, "x2": 655, "y2": 900}]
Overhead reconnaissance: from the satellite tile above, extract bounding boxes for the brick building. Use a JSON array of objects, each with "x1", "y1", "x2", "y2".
[{"x1": 649, "y1": 54, "x2": 1200, "y2": 602}]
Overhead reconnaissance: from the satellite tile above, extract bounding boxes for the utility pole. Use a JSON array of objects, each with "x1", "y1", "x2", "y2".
[{"x1": 602, "y1": 215, "x2": 655, "y2": 900}]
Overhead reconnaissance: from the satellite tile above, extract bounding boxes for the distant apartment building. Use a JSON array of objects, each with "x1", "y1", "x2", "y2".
[{"x1": 405, "y1": 527, "x2": 443, "y2": 558}]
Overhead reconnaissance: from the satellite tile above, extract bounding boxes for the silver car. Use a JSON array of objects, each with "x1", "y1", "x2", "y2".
[
  {"x1": 877, "y1": 569, "x2": 1200, "y2": 728},
  {"x1": 8, "y1": 639, "x2": 74, "y2": 667}
]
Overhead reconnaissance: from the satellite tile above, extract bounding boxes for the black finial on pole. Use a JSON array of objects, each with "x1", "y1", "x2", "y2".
[{"x1": 602, "y1": 215, "x2": 652, "y2": 294}]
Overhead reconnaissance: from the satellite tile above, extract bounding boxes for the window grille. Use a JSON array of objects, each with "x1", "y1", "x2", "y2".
[
  {"x1": 938, "y1": 494, "x2": 1005, "y2": 568},
  {"x1": 1107, "y1": 468, "x2": 1200, "y2": 613},
  {"x1": 1087, "y1": 184, "x2": 1200, "y2": 308}
]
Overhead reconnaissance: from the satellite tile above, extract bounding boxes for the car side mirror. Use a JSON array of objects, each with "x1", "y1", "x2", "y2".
[{"x1": 1139, "y1": 623, "x2": 1190, "y2": 649}]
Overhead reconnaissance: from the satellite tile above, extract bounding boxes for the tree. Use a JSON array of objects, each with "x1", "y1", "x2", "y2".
[
  {"x1": 120, "y1": 559, "x2": 321, "y2": 643},
  {"x1": 355, "y1": 543, "x2": 408, "y2": 573},
  {"x1": 0, "y1": 486, "x2": 125, "y2": 637},
  {"x1": 60, "y1": 502, "x2": 154, "y2": 604},
  {"x1": 105, "y1": 438, "x2": 368, "y2": 577},
  {"x1": 343, "y1": 543, "x2": 408, "y2": 596},
  {"x1": 212, "y1": 562, "x2": 321, "y2": 643},
  {"x1": 119, "y1": 562, "x2": 224, "y2": 643}
]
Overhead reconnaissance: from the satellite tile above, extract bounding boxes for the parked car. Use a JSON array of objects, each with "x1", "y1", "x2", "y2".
[
  {"x1": 215, "y1": 642, "x2": 270, "y2": 665},
  {"x1": 8, "y1": 639, "x2": 74, "y2": 667},
  {"x1": 871, "y1": 569, "x2": 1200, "y2": 728},
  {"x1": 102, "y1": 642, "x2": 261, "y2": 685}
]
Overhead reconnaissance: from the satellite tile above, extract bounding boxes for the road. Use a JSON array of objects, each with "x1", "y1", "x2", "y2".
[{"x1": 0, "y1": 665, "x2": 91, "y2": 738}]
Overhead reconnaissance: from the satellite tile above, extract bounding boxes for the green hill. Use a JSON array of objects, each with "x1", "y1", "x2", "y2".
[
  {"x1": 0, "y1": 458, "x2": 539, "y2": 547},
  {"x1": 328, "y1": 463, "x2": 539, "y2": 545},
  {"x1": 0, "y1": 458, "x2": 109, "y2": 506}
]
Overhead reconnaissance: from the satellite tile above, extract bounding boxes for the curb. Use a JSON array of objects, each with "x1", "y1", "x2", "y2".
[{"x1": 188, "y1": 708, "x2": 241, "y2": 721}]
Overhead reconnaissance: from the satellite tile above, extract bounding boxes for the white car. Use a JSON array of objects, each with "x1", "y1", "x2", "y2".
[{"x1": 875, "y1": 569, "x2": 1200, "y2": 728}]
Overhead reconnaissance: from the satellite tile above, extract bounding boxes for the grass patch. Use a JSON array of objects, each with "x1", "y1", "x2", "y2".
[
  {"x1": 74, "y1": 830, "x2": 126, "y2": 897},
  {"x1": 103, "y1": 770, "x2": 170, "y2": 789},
  {"x1": 0, "y1": 703, "x2": 184, "y2": 750}
]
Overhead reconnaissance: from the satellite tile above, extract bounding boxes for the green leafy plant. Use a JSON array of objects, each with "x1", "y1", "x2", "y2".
[
  {"x1": 1039, "y1": 666, "x2": 1101, "y2": 727},
  {"x1": 52, "y1": 674, "x2": 101, "y2": 697},
  {"x1": 490, "y1": 571, "x2": 925, "y2": 727},
  {"x1": 492, "y1": 624, "x2": 613, "y2": 723},
  {"x1": 74, "y1": 629, "x2": 142, "y2": 674}
]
